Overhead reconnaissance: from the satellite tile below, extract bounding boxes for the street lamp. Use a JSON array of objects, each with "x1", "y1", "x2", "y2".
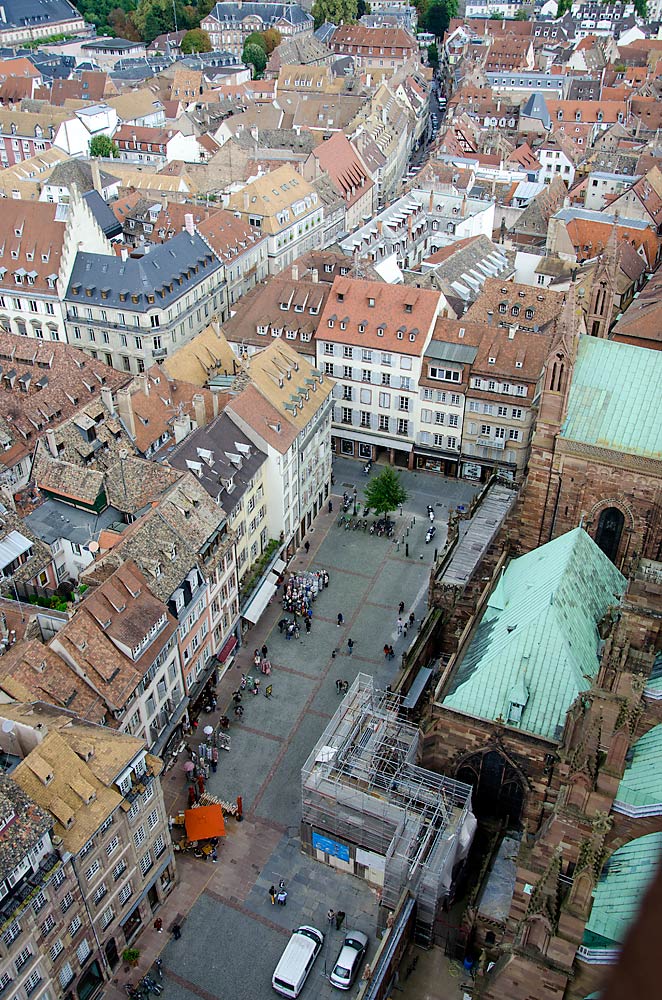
[{"x1": 353, "y1": 488, "x2": 358, "y2": 516}]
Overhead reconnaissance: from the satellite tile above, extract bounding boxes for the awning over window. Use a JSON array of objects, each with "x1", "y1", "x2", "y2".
[
  {"x1": 218, "y1": 635, "x2": 238, "y2": 663},
  {"x1": 242, "y1": 576, "x2": 277, "y2": 624}
]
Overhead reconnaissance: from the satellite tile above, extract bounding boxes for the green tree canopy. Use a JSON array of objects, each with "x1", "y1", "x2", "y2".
[
  {"x1": 89, "y1": 135, "x2": 119, "y2": 158},
  {"x1": 243, "y1": 41, "x2": 267, "y2": 77},
  {"x1": 556, "y1": 0, "x2": 571, "y2": 12},
  {"x1": 72, "y1": 0, "x2": 137, "y2": 36},
  {"x1": 489, "y1": 10, "x2": 504, "y2": 18},
  {"x1": 132, "y1": 0, "x2": 197, "y2": 42},
  {"x1": 364, "y1": 468, "x2": 409, "y2": 517},
  {"x1": 422, "y1": 0, "x2": 457, "y2": 38},
  {"x1": 427, "y1": 41, "x2": 439, "y2": 68},
  {"x1": 261, "y1": 27, "x2": 282, "y2": 53},
  {"x1": 181, "y1": 27, "x2": 212, "y2": 51},
  {"x1": 245, "y1": 30, "x2": 267, "y2": 50},
  {"x1": 311, "y1": 0, "x2": 359, "y2": 29}
]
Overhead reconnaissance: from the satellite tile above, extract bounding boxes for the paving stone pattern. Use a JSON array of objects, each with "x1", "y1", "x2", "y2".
[{"x1": 106, "y1": 463, "x2": 477, "y2": 1000}]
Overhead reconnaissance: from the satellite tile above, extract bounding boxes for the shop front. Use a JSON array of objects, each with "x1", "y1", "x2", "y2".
[{"x1": 414, "y1": 446, "x2": 459, "y2": 478}]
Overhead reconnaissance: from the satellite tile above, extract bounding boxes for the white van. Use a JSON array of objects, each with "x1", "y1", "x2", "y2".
[{"x1": 272, "y1": 925, "x2": 324, "y2": 998}]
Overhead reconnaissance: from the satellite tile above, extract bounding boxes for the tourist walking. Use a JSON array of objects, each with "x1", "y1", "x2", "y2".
[
  {"x1": 269, "y1": 885, "x2": 276, "y2": 905},
  {"x1": 396, "y1": 618, "x2": 403, "y2": 636},
  {"x1": 347, "y1": 638, "x2": 354, "y2": 655},
  {"x1": 398, "y1": 601, "x2": 405, "y2": 615},
  {"x1": 337, "y1": 612, "x2": 344, "y2": 627}
]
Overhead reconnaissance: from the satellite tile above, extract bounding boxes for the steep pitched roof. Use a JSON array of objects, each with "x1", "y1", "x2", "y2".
[
  {"x1": 614, "y1": 725, "x2": 662, "y2": 814},
  {"x1": 442, "y1": 528, "x2": 627, "y2": 741},
  {"x1": 560, "y1": 335, "x2": 662, "y2": 460}
]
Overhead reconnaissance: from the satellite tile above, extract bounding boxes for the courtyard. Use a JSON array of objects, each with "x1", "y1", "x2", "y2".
[{"x1": 115, "y1": 463, "x2": 478, "y2": 1000}]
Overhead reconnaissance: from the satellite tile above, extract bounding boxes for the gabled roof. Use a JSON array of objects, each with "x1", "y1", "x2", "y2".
[
  {"x1": 614, "y1": 725, "x2": 662, "y2": 814},
  {"x1": 442, "y1": 528, "x2": 626, "y2": 741},
  {"x1": 561, "y1": 336, "x2": 662, "y2": 460},
  {"x1": 520, "y1": 92, "x2": 551, "y2": 129}
]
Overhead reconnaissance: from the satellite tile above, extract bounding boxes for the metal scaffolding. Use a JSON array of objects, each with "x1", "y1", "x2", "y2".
[{"x1": 301, "y1": 674, "x2": 475, "y2": 945}]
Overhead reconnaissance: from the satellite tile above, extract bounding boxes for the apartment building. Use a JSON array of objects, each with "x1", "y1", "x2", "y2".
[
  {"x1": 93, "y1": 474, "x2": 240, "y2": 702},
  {"x1": 4, "y1": 703, "x2": 175, "y2": 982},
  {"x1": 227, "y1": 165, "x2": 325, "y2": 275},
  {"x1": 414, "y1": 326, "x2": 474, "y2": 477},
  {"x1": 227, "y1": 343, "x2": 333, "y2": 571},
  {"x1": 202, "y1": 2, "x2": 314, "y2": 57},
  {"x1": 315, "y1": 278, "x2": 441, "y2": 467},
  {"x1": 63, "y1": 227, "x2": 227, "y2": 374},
  {"x1": 433, "y1": 319, "x2": 551, "y2": 483},
  {"x1": 50, "y1": 560, "x2": 185, "y2": 753},
  {"x1": 329, "y1": 25, "x2": 417, "y2": 69},
  {"x1": 168, "y1": 414, "x2": 269, "y2": 585},
  {"x1": 303, "y1": 132, "x2": 375, "y2": 234}
]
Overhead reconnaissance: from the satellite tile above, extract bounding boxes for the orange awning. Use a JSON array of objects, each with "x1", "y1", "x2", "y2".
[{"x1": 184, "y1": 805, "x2": 225, "y2": 841}]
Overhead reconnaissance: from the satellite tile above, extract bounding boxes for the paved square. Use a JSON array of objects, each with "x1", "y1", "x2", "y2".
[{"x1": 149, "y1": 461, "x2": 479, "y2": 1000}]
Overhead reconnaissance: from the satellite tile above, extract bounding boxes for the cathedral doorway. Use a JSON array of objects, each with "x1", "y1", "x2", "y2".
[
  {"x1": 456, "y1": 749, "x2": 524, "y2": 827},
  {"x1": 595, "y1": 506, "x2": 625, "y2": 564}
]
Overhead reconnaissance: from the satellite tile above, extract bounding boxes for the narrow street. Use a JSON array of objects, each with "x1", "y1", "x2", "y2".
[{"x1": 107, "y1": 463, "x2": 478, "y2": 1000}]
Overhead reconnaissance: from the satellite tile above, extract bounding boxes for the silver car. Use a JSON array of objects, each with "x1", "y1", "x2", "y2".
[{"x1": 329, "y1": 930, "x2": 369, "y2": 990}]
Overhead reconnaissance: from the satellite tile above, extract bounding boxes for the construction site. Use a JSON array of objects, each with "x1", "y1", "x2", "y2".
[{"x1": 300, "y1": 674, "x2": 476, "y2": 945}]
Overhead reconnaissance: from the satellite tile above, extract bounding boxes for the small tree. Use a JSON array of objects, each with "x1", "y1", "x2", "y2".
[
  {"x1": 181, "y1": 28, "x2": 212, "y2": 52},
  {"x1": 364, "y1": 467, "x2": 408, "y2": 518},
  {"x1": 427, "y1": 41, "x2": 439, "y2": 68},
  {"x1": 261, "y1": 27, "x2": 282, "y2": 53},
  {"x1": 89, "y1": 135, "x2": 119, "y2": 158},
  {"x1": 243, "y1": 41, "x2": 267, "y2": 77}
]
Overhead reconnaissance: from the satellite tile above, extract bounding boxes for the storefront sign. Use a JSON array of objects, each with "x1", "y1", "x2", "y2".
[{"x1": 312, "y1": 832, "x2": 350, "y2": 861}]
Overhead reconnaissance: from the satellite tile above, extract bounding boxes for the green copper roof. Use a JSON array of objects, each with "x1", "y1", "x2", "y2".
[
  {"x1": 615, "y1": 725, "x2": 662, "y2": 810},
  {"x1": 561, "y1": 336, "x2": 662, "y2": 460},
  {"x1": 442, "y1": 528, "x2": 626, "y2": 741},
  {"x1": 583, "y1": 833, "x2": 662, "y2": 949}
]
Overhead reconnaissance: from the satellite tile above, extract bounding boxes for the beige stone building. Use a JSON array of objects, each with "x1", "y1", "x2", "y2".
[{"x1": 0, "y1": 703, "x2": 175, "y2": 995}]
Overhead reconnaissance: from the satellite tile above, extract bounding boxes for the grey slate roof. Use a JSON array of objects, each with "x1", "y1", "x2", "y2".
[
  {"x1": 521, "y1": 93, "x2": 551, "y2": 130},
  {"x1": 168, "y1": 413, "x2": 267, "y2": 511},
  {"x1": 315, "y1": 22, "x2": 337, "y2": 44},
  {"x1": 426, "y1": 341, "x2": 478, "y2": 365},
  {"x1": 207, "y1": 2, "x2": 313, "y2": 27},
  {"x1": 65, "y1": 233, "x2": 222, "y2": 311},
  {"x1": 83, "y1": 190, "x2": 124, "y2": 240},
  {"x1": 0, "y1": 0, "x2": 82, "y2": 30},
  {"x1": 25, "y1": 497, "x2": 122, "y2": 547}
]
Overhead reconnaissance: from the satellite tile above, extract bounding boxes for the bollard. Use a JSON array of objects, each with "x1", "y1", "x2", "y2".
[
  {"x1": 434, "y1": 548, "x2": 438, "y2": 561},
  {"x1": 406, "y1": 528, "x2": 409, "y2": 537},
  {"x1": 405, "y1": 543, "x2": 409, "y2": 558}
]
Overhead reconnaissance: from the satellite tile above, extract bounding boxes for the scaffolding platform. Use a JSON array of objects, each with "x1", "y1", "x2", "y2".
[{"x1": 301, "y1": 674, "x2": 476, "y2": 945}]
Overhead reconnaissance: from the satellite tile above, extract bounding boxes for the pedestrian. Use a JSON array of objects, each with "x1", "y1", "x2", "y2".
[
  {"x1": 384, "y1": 644, "x2": 390, "y2": 658},
  {"x1": 211, "y1": 747, "x2": 218, "y2": 773},
  {"x1": 403, "y1": 622, "x2": 408, "y2": 638},
  {"x1": 388, "y1": 645, "x2": 395, "y2": 660},
  {"x1": 197, "y1": 773, "x2": 205, "y2": 795},
  {"x1": 269, "y1": 885, "x2": 276, "y2": 905},
  {"x1": 234, "y1": 703, "x2": 244, "y2": 718},
  {"x1": 341, "y1": 680, "x2": 349, "y2": 694},
  {"x1": 265, "y1": 684, "x2": 273, "y2": 699},
  {"x1": 211, "y1": 848, "x2": 218, "y2": 864},
  {"x1": 304, "y1": 540, "x2": 310, "y2": 554},
  {"x1": 277, "y1": 888, "x2": 288, "y2": 905},
  {"x1": 335, "y1": 678, "x2": 343, "y2": 694},
  {"x1": 262, "y1": 644, "x2": 268, "y2": 659},
  {"x1": 337, "y1": 612, "x2": 344, "y2": 627},
  {"x1": 409, "y1": 612, "x2": 415, "y2": 626},
  {"x1": 305, "y1": 618, "x2": 311, "y2": 634},
  {"x1": 188, "y1": 785, "x2": 196, "y2": 808},
  {"x1": 327, "y1": 908, "x2": 336, "y2": 925},
  {"x1": 154, "y1": 917, "x2": 163, "y2": 933},
  {"x1": 398, "y1": 601, "x2": 405, "y2": 615},
  {"x1": 397, "y1": 618, "x2": 403, "y2": 636},
  {"x1": 335, "y1": 910, "x2": 346, "y2": 930},
  {"x1": 347, "y1": 638, "x2": 354, "y2": 655},
  {"x1": 172, "y1": 923, "x2": 182, "y2": 940},
  {"x1": 278, "y1": 618, "x2": 287, "y2": 634},
  {"x1": 331, "y1": 648, "x2": 338, "y2": 659},
  {"x1": 254, "y1": 650, "x2": 261, "y2": 669},
  {"x1": 328, "y1": 499, "x2": 333, "y2": 513},
  {"x1": 211, "y1": 694, "x2": 217, "y2": 711},
  {"x1": 252, "y1": 677, "x2": 261, "y2": 696}
]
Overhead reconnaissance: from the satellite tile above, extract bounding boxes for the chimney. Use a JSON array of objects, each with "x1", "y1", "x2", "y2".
[
  {"x1": 192, "y1": 393, "x2": 207, "y2": 428},
  {"x1": 117, "y1": 387, "x2": 136, "y2": 439},
  {"x1": 508, "y1": 326, "x2": 516, "y2": 340},
  {"x1": 101, "y1": 385, "x2": 115, "y2": 415},
  {"x1": 461, "y1": 194, "x2": 467, "y2": 217},
  {"x1": 140, "y1": 373, "x2": 150, "y2": 396},
  {"x1": 243, "y1": 191, "x2": 249, "y2": 212},
  {"x1": 212, "y1": 392, "x2": 220, "y2": 418},
  {"x1": 120, "y1": 247, "x2": 129, "y2": 262},
  {"x1": 311, "y1": 268, "x2": 318, "y2": 283},
  {"x1": 184, "y1": 212, "x2": 195, "y2": 236},
  {"x1": 407, "y1": 215, "x2": 413, "y2": 238},
  {"x1": 377, "y1": 220, "x2": 383, "y2": 235},
  {"x1": 45, "y1": 428, "x2": 58, "y2": 458},
  {"x1": 90, "y1": 158, "x2": 103, "y2": 194},
  {"x1": 291, "y1": 264, "x2": 299, "y2": 281},
  {"x1": 487, "y1": 310, "x2": 493, "y2": 326},
  {"x1": 429, "y1": 189, "x2": 434, "y2": 212},
  {"x1": 173, "y1": 414, "x2": 190, "y2": 443}
]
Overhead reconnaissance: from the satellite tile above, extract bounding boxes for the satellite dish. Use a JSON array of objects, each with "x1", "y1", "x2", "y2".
[
  {"x1": 87, "y1": 541, "x2": 99, "y2": 553},
  {"x1": 1, "y1": 720, "x2": 15, "y2": 734}
]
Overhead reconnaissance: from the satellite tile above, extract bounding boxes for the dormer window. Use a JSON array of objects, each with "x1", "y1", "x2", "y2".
[
  {"x1": 511, "y1": 305, "x2": 520, "y2": 317},
  {"x1": 488, "y1": 356, "x2": 496, "y2": 365},
  {"x1": 327, "y1": 319, "x2": 334, "y2": 328},
  {"x1": 368, "y1": 297, "x2": 375, "y2": 307},
  {"x1": 358, "y1": 323, "x2": 366, "y2": 333}
]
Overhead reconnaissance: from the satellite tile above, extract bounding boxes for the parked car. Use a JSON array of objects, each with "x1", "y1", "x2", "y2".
[
  {"x1": 273, "y1": 926, "x2": 324, "y2": 997},
  {"x1": 329, "y1": 930, "x2": 369, "y2": 990}
]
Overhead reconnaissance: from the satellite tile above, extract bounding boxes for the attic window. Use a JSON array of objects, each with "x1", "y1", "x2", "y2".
[
  {"x1": 488, "y1": 356, "x2": 496, "y2": 365},
  {"x1": 336, "y1": 292, "x2": 344, "y2": 302},
  {"x1": 405, "y1": 304, "x2": 413, "y2": 313},
  {"x1": 368, "y1": 297, "x2": 375, "y2": 307},
  {"x1": 327, "y1": 319, "x2": 334, "y2": 328},
  {"x1": 515, "y1": 361, "x2": 523, "y2": 369},
  {"x1": 358, "y1": 323, "x2": 366, "y2": 333}
]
